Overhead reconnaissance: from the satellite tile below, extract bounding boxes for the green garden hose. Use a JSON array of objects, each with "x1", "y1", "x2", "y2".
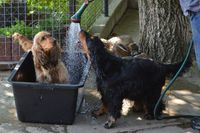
[{"x1": 153, "y1": 40, "x2": 197, "y2": 120}]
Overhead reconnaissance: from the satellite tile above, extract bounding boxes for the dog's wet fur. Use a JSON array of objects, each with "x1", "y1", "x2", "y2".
[
  {"x1": 79, "y1": 30, "x2": 191, "y2": 129},
  {"x1": 32, "y1": 31, "x2": 69, "y2": 83}
]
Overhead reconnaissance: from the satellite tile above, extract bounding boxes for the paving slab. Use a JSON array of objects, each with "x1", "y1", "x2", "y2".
[{"x1": 135, "y1": 126, "x2": 199, "y2": 133}]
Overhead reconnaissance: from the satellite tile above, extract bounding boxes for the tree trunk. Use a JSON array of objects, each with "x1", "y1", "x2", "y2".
[{"x1": 138, "y1": 0, "x2": 191, "y2": 64}]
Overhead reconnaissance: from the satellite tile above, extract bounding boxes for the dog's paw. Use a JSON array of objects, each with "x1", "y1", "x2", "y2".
[
  {"x1": 104, "y1": 116, "x2": 116, "y2": 129},
  {"x1": 104, "y1": 120, "x2": 115, "y2": 129},
  {"x1": 143, "y1": 114, "x2": 154, "y2": 120}
]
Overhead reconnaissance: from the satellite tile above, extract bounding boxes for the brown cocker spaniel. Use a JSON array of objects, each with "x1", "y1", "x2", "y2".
[{"x1": 32, "y1": 31, "x2": 69, "y2": 83}]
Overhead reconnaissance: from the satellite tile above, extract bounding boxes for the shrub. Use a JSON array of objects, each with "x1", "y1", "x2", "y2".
[{"x1": 0, "y1": 20, "x2": 41, "y2": 38}]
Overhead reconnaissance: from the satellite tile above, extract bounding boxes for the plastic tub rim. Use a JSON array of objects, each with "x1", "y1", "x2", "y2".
[{"x1": 8, "y1": 51, "x2": 91, "y2": 90}]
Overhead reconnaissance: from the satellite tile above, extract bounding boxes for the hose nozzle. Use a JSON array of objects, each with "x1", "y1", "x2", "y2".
[{"x1": 70, "y1": 0, "x2": 93, "y2": 23}]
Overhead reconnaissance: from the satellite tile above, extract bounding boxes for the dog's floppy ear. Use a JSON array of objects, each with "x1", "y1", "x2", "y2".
[
  {"x1": 32, "y1": 47, "x2": 48, "y2": 68},
  {"x1": 33, "y1": 37, "x2": 42, "y2": 50},
  {"x1": 49, "y1": 44, "x2": 60, "y2": 66}
]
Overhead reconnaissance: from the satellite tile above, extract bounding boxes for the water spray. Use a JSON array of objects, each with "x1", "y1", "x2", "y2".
[
  {"x1": 66, "y1": 0, "x2": 93, "y2": 112},
  {"x1": 65, "y1": 0, "x2": 93, "y2": 81}
]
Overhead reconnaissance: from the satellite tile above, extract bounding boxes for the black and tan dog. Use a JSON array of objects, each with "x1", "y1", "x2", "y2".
[{"x1": 79, "y1": 30, "x2": 191, "y2": 129}]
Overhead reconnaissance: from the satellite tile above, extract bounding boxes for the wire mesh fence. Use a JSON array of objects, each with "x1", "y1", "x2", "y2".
[
  {"x1": 81, "y1": 0, "x2": 103, "y2": 30},
  {"x1": 0, "y1": 0, "x2": 69, "y2": 61},
  {"x1": 0, "y1": 0, "x2": 104, "y2": 61},
  {"x1": 80, "y1": 0, "x2": 113, "y2": 30}
]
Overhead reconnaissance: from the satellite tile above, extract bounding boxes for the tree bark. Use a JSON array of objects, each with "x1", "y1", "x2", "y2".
[{"x1": 138, "y1": 0, "x2": 191, "y2": 64}]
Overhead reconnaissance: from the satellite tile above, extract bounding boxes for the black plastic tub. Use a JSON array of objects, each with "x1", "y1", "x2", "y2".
[{"x1": 8, "y1": 51, "x2": 90, "y2": 125}]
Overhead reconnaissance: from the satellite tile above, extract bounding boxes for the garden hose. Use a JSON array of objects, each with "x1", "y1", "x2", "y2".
[
  {"x1": 153, "y1": 40, "x2": 200, "y2": 121},
  {"x1": 154, "y1": 40, "x2": 194, "y2": 119},
  {"x1": 153, "y1": 40, "x2": 200, "y2": 130}
]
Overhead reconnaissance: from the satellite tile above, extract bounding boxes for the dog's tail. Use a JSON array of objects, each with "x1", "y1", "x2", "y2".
[{"x1": 159, "y1": 55, "x2": 192, "y2": 78}]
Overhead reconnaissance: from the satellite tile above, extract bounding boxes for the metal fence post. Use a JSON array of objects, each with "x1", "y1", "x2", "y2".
[
  {"x1": 104, "y1": 0, "x2": 109, "y2": 17},
  {"x1": 69, "y1": 0, "x2": 76, "y2": 17}
]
